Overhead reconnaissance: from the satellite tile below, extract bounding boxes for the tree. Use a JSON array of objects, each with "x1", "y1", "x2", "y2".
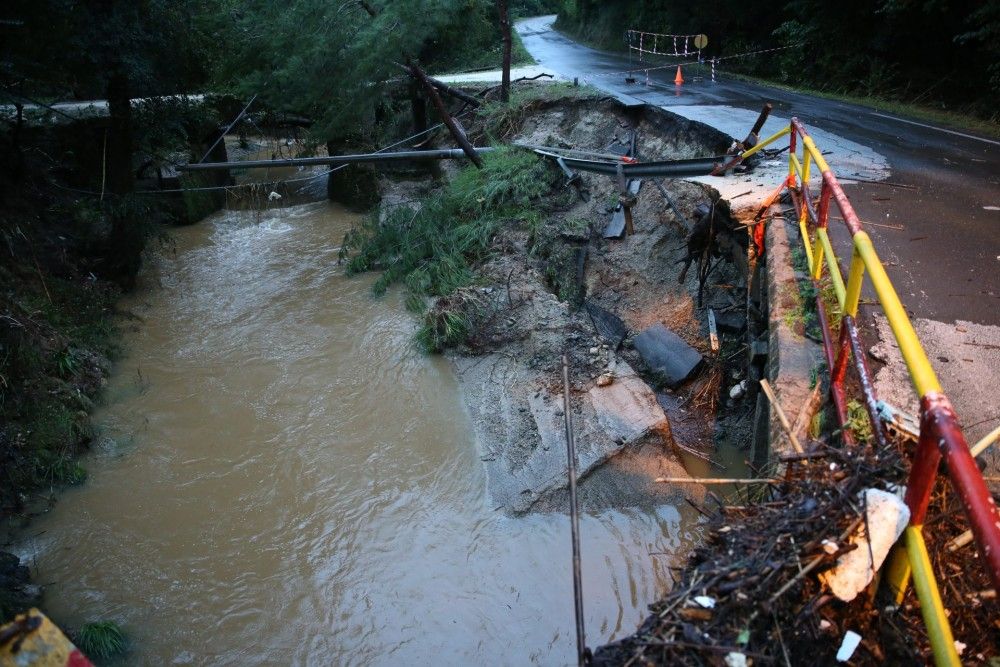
[
  {"x1": 210, "y1": 0, "x2": 515, "y2": 145},
  {"x1": 498, "y1": 0, "x2": 512, "y2": 103}
]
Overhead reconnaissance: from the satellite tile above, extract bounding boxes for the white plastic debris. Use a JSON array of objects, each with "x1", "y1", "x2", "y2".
[
  {"x1": 729, "y1": 380, "x2": 747, "y2": 400},
  {"x1": 725, "y1": 652, "x2": 748, "y2": 667},
  {"x1": 693, "y1": 595, "x2": 716, "y2": 609},
  {"x1": 954, "y1": 640, "x2": 966, "y2": 656},
  {"x1": 268, "y1": 191, "x2": 282, "y2": 201},
  {"x1": 819, "y1": 619, "x2": 832, "y2": 631},
  {"x1": 820, "y1": 488, "x2": 910, "y2": 602},
  {"x1": 836, "y1": 630, "x2": 862, "y2": 662}
]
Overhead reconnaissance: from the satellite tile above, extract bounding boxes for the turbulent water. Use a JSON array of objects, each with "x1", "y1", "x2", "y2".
[{"x1": 15, "y1": 201, "x2": 700, "y2": 665}]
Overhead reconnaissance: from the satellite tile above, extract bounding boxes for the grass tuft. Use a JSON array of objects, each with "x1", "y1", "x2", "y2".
[
  {"x1": 76, "y1": 620, "x2": 127, "y2": 660},
  {"x1": 846, "y1": 399, "x2": 874, "y2": 443}
]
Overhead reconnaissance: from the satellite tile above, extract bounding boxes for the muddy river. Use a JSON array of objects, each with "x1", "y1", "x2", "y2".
[{"x1": 15, "y1": 201, "x2": 700, "y2": 665}]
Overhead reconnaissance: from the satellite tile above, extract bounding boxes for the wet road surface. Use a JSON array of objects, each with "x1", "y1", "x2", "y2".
[
  {"x1": 517, "y1": 15, "x2": 1000, "y2": 449},
  {"x1": 518, "y1": 15, "x2": 1000, "y2": 327}
]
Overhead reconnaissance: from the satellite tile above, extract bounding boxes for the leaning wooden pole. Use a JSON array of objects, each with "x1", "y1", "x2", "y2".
[
  {"x1": 395, "y1": 63, "x2": 481, "y2": 108},
  {"x1": 497, "y1": 0, "x2": 512, "y2": 103},
  {"x1": 407, "y1": 60, "x2": 483, "y2": 169}
]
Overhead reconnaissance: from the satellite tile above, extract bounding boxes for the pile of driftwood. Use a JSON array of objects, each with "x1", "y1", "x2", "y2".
[{"x1": 593, "y1": 433, "x2": 999, "y2": 665}]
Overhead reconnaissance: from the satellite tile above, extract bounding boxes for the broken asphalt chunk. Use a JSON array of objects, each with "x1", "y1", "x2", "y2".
[
  {"x1": 585, "y1": 301, "x2": 628, "y2": 350},
  {"x1": 634, "y1": 323, "x2": 702, "y2": 388}
]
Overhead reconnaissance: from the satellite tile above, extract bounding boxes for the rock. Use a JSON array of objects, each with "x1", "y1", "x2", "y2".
[
  {"x1": 588, "y1": 365, "x2": 673, "y2": 445},
  {"x1": 596, "y1": 373, "x2": 614, "y2": 387},
  {"x1": 729, "y1": 380, "x2": 747, "y2": 400},
  {"x1": 819, "y1": 488, "x2": 909, "y2": 602},
  {"x1": 633, "y1": 323, "x2": 702, "y2": 388},
  {"x1": 714, "y1": 310, "x2": 747, "y2": 333},
  {"x1": 589, "y1": 347, "x2": 600, "y2": 354}
]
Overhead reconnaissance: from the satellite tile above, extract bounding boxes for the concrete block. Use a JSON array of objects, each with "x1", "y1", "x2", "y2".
[{"x1": 633, "y1": 323, "x2": 702, "y2": 388}]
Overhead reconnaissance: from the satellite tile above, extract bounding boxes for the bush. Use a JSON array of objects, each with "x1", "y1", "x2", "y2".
[
  {"x1": 340, "y1": 147, "x2": 557, "y2": 349},
  {"x1": 342, "y1": 147, "x2": 553, "y2": 301}
]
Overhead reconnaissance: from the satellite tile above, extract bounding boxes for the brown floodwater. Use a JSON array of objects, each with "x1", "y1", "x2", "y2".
[{"x1": 14, "y1": 201, "x2": 701, "y2": 665}]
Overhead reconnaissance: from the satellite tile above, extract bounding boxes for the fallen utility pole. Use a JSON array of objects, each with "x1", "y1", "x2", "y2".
[
  {"x1": 407, "y1": 59, "x2": 483, "y2": 168},
  {"x1": 176, "y1": 148, "x2": 496, "y2": 172},
  {"x1": 561, "y1": 353, "x2": 588, "y2": 667},
  {"x1": 537, "y1": 151, "x2": 729, "y2": 178}
]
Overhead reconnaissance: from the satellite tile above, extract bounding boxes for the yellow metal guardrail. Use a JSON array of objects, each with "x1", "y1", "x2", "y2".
[{"x1": 736, "y1": 117, "x2": 1000, "y2": 666}]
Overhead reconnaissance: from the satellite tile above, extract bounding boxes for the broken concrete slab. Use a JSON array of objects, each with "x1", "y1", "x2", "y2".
[
  {"x1": 633, "y1": 323, "x2": 702, "y2": 388},
  {"x1": 714, "y1": 310, "x2": 747, "y2": 334},
  {"x1": 819, "y1": 488, "x2": 909, "y2": 602}
]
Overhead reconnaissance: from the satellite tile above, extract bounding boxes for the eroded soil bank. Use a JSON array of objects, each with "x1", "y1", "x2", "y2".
[{"x1": 352, "y1": 88, "x2": 762, "y2": 528}]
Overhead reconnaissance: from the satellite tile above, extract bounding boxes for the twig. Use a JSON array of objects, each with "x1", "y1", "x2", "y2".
[
  {"x1": 759, "y1": 379, "x2": 804, "y2": 454},
  {"x1": 969, "y1": 423, "x2": 1000, "y2": 458},
  {"x1": 946, "y1": 529, "x2": 974, "y2": 552}
]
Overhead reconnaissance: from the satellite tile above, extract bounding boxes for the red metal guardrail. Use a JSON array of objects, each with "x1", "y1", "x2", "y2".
[{"x1": 740, "y1": 117, "x2": 1000, "y2": 666}]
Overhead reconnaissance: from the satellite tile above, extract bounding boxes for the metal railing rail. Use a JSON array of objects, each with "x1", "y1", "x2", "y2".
[{"x1": 735, "y1": 117, "x2": 1000, "y2": 667}]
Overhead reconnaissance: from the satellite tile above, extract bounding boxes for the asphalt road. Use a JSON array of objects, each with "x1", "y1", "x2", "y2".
[
  {"x1": 517, "y1": 16, "x2": 1000, "y2": 448},
  {"x1": 518, "y1": 15, "x2": 1000, "y2": 326}
]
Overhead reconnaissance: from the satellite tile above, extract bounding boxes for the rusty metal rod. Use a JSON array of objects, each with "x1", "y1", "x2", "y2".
[{"x1": 178, "y1": 148, "x2": 494, "y2": 171}]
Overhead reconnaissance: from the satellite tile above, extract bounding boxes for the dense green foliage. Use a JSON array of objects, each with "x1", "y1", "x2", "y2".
[
  {"x1": 342, "y1": 147, "x2": 551, "y2": 298},
  {"x1": 208, "y1": 0, "x2": 538, "y2": 143},
  {"x1": 556, "y1": 0, "x2": 1000, "y2": 121}
]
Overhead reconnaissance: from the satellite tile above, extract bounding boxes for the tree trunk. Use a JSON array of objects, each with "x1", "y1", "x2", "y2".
[
  {"x1": 105, "y1": 70, "x2": 134, "y2": 196},
  {"x1": 497, "y1": 0, "x2": 512, "y2": 103},
  {"x1": 407, "y1": 60, "x2": 483, "y2": 169},
  {"x1": 409, "y1": 81, "x2": 428, "y2": 137}
]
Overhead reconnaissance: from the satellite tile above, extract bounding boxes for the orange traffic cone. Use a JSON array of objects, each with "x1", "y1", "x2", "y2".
[{"x1": 674, "y1": 65, "x2": 684, "y2": 85}]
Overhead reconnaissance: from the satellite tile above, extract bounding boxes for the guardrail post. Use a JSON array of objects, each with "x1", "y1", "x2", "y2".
[
  {"x1": 843, "y1": 246, "x2": 865, "y2": 318},
  {"x1": 830, "y1": 325, "x2": 853, "y2": 444},
  {"x1": 787, "y1": 125, "x2": 798, "y2": 187}
]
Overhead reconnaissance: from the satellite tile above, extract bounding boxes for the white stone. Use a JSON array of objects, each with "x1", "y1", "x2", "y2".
[
  {"x1": 725, "y1": 652, "x2": 748, "y2": 667},
  {"x1": 820, "y1": 489, "x2": 910, "y2": 602},
  {"x1": 836, "y1": 631, "x2": 862, "y2": 662}
]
